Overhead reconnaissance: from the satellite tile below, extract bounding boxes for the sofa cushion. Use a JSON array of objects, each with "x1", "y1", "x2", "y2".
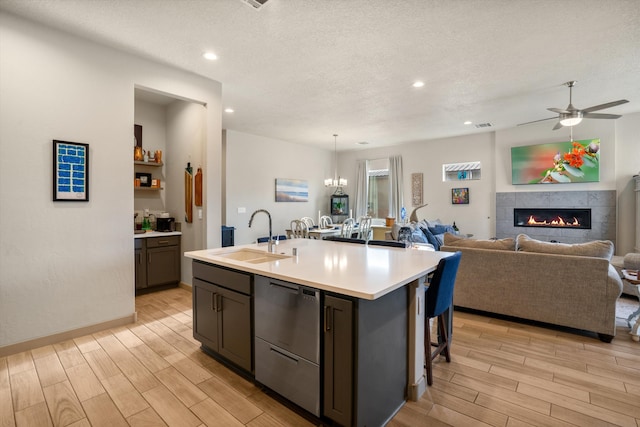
[
  {"x1": 443, "y1": 232, "x2": 516, "y2": 251},
  {"x1": 516, "y1": 234, "x2": 614, "y2": 260}
]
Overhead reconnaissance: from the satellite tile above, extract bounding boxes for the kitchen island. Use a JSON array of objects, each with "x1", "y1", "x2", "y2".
[{"x1": 185, "y1": 238, "x2": 452, "y2": 426}]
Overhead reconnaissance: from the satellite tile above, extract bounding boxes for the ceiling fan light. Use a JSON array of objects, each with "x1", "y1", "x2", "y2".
[{"x1": 560, "y1": 116, "x2": 583, "y2": 127}]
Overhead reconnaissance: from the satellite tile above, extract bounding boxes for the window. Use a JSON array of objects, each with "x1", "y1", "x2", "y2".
[
  {"x1": 368, "y1": 158, "x2": 389, "y2": 218},
  {"x1": 443, "y1": 161, "x2": 481, "y2": 181}
]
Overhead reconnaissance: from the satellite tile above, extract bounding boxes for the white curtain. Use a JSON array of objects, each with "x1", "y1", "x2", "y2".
[
  {"x1": 354, "y1": 160, "x2": 369, "y2": 219},
  {"x1": 388, "y1": 156, "x2": 404, "y2": 221}
]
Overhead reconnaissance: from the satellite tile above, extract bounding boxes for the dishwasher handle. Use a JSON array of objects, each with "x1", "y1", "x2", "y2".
[{"x1": 268, "y1": 280, "x2": 299, "y2": 294}]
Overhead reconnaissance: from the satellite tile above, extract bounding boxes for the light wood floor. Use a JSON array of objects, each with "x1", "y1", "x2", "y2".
[{"x1": 2, "y1": 287, "x2": 639, "y2": 427}]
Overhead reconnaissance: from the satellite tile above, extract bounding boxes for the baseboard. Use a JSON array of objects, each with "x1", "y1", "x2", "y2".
[
  {"x1": 0, "y1": 313, "x2": 136, "y2": 358},
  {"x1": 179, "y1": 281, "x2": 192, "y2": 292}
]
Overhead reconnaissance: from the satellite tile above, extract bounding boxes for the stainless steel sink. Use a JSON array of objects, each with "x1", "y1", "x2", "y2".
[{"x1": 215, "y1": 248, "x2": 291, "y2": 264}]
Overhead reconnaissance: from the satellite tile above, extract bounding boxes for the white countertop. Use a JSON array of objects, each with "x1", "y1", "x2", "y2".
[
  {"x1": 185, "y1": 239, "x2": 453, "y2": 300},
  {"x1": 134, "y1": 231, "x2": 182, "y2": 239}
]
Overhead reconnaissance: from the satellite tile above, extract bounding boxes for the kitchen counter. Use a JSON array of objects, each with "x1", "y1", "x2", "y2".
[
  {"x1": 134, "y1": 231, "x2": 182, "y2": 239},
  {"x1": 184, "y1": 238, "x2": 451, "y2": 300}
]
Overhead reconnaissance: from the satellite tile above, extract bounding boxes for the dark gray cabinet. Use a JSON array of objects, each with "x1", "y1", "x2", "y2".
[
  {"x1": 135, "y1": 236, "x2": 180, "y2": 292},
  {"x1": 192, "y1": 261, "x2": 253, "y2": 373},
  {"x1": 323, "y1": 286, "x2": 407, "y2": 427},
  {"x1": 323, "y1": 295, "x2": 353, "y2": 427}
]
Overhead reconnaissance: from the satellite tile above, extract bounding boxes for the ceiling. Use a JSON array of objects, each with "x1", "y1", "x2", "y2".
[{"x1": 2, "y1": 0, "x2": 639, "y2": 151}]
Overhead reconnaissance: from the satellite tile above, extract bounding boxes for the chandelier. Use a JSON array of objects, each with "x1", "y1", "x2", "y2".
[{"x1": 324, "y1": 134, "x2": 347, "y2": 193}]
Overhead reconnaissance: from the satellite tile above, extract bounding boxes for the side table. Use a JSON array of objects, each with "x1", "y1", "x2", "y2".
[{"x1": 622, "y1": 269, "x2": 640, "y2": 342}]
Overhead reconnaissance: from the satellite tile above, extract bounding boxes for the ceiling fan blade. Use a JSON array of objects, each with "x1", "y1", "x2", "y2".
[
  {"x1": 581, "y1": 99, "x2": 629, "y2": 113},
  {"x1": 517, "y1": 117, "x2": 557, "y2": 126},
  {"x1": 582, "y1": 112, "x2": 622, "y2": 119},
  {"x1": 547, "y1": 107, "x2": 569, "y2": 114},
  {"x1": 552, "y1": 121, "x2": 563, "y2": 130}
]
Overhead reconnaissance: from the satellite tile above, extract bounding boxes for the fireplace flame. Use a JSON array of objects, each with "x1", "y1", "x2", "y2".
[{"x1": 526, "y1": 215, "x2": 580, "y2": 227}]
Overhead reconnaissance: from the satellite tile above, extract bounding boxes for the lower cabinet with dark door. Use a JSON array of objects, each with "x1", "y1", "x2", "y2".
[
  {"x1": 323, "y1": 286, "x2": 408, "y2": 427},
  {"x1": 192, "y1": 261, "x2": 253, "y2": 373},
  {"x1": 135, "y1": 235, "x2": 181, "y2": 292}
]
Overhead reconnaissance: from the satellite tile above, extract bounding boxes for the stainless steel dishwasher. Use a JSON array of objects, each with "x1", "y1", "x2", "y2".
[{"x1": 254, "y1": 275, "x2": 320, "y2": 416}]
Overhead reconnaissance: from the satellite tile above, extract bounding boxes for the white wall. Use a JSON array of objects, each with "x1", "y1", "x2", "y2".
[
  {"x1": 0, "y1": 13, "x2": 221, "y2": 348},
  {"x1": 339, "y1": 132, "x2": 496, "y2": 239},
  {"x1": 224, "y1": 130, "x2": 332, "y2": 246},
  {"x1": 166, "y1": 101, "x2": 207, "y2": 283},
  {"x1": 338, "y1": 115, "x2": 639, "y2": 253}
]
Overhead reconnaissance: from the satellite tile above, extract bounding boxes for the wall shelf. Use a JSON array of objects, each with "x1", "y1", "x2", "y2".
[{"x1": 134, "y1": 161, "x2": 163, "y2": 167}]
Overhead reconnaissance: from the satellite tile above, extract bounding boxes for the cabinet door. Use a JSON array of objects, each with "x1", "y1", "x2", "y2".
[
  {"x1": 217, "y1": 286, "x2": 252, "y2": 372},
  {"x1": 147, "y1": 245, "x2": 180, "y2": 287},
  {"x1": 193, "y1": 279, "x2": 219, "y2": 351},
  {"x1": 135, "y1": 245, "x2": 147, "y2": 290},
  {"x1": 323, "y1": 295, "x2": 353, "y2": 427}
]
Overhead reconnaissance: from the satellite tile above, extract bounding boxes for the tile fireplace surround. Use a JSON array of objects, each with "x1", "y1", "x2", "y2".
[{"x1": 496, "y1": 190, "x2": 616, "y2": 248}]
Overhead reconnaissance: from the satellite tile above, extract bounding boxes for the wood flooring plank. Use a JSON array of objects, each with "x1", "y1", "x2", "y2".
[
  {"x1": 33, "y1": 353, "x2": 67, "y2": 388},
  {"x1": 474, "y1": 393, "x2": 573, "y2": 427},
  {"x1": 166, "y1": 355, "x2": 212, "y2": 385},
  {"x1": 128, "y1": 344, "x2": 171, "y2": 373},
  {"x1": 154, "y1": 366, "x2": 207, "y2": 408},
  {"x1": 126, "y1": 407, "x2": 168, "y2": 427},
  {"x1": 516, "y1": 382, "x2": 637, "y2": 427},
  {"x1": 13, "y1": 401, "x2": 52, "y2": 427},
  {"x1": 190, "y1": 398, "x2": 244, "y2": 426},
  {"x1": 551, "y1": 404, "x2": 628, "y2": 427},
  {"x1": 113, "y1": 328, "x2": 145, "y2": 349},
  {"x1": 65, "y1": 418, "x2": 91, "y2": 427},
  {"x1": 0, "y1": 357, "x2": 15, "y2": 427},
  {"x1": 428, "y1": 403, "x2": 495, "y2": 427},
  {"x1": 524, "y1": 357, "x2": 626, "y2": 392},
  {"x1": 30, "y1": 345, "x2": 56, "y2": 360},
  {"x1": 128, "y1": 324, "x2": 180, "y2": 359},
  {"x1": 82, "y1": 348, "x2": 121, "y2": 380},
  {"x1": 42, "y1": 380, "x2": 84, "y2": 427},
  {"x1": 73, "y1": 335, "x2": 101, "y2": 354},
  {"x1": 9, "y1": 369, "x2": 45, "y2": 412},
  {"x1": 65, "y1": 363, "x2": 105, "y2": 402},
  {"x1": 203, "y1": 360, "x2": 259, "y2": 397},
  {"x1": 53, "y1": 341, "x2": 85, "y2": 370},
  {"x1": 100, "y1": 373, "x2": 149, "y2": 418},
  {"x1": 586, "y1": 362, "x2": 640, "y2": 387},
  {"x1": 246, "y1": 391, "x2": 317, "y2": 427},
  {"x1": 6, "y1": 353, "x2": 33, "y2": 376},
  {"x1": 142, "y1": 385, "x2": 202, "y2": 427},
  {"x1": 81, "y1": 393, "x2": 128, "y2": 427},
  {"x1": 429, "y1": 387, "x2": 508, "y2": 427},
  {"x1": 94, "y1": 335, "x2": 159, "y2": 393},
  {"x1": 198, "y1": 375, "x2": 263, "y2": 424}
]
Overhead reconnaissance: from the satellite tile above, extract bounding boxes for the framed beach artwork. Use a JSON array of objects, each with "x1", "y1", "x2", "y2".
[
  {"x1": 53, "y1": 140, "x2": 89, "y2": 201},
  {"x1": 511, "y1": 138, "x2": 600, "y2": 184},
  {"x1": 451, "y1": 187, "x2": 469, "y2": 205},
  {"x1": 275, "y1": 178, "x2": 308, "y2": 202}
]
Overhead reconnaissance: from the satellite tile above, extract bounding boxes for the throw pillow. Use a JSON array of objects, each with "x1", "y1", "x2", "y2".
[
  {"x1": 443, "y1": 232, "x2": 516, "y2": 251},
  {"x1": 515, "y1": 234, "x2": 614, "y2": 260},
  {"x1": 420, "y1": 227, "x2": 442, "y2": 250}
]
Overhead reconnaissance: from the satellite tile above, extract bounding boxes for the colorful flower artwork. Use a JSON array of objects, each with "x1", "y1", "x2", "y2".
[{"x1": 511, "y1": 139, "x2": 600, "y2": 184}]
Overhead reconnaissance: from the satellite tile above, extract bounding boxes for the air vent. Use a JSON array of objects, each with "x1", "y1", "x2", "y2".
[
  {"x1": 240, "y1": 0, "x2": 269, "y2": 9},
  {"x1": 474, "y1": 122, "x2": 493, "y2": 128}
]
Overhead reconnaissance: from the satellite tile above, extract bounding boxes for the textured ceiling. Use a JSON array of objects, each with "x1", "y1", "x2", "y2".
[{"x1": 1, "y1": 0, "x2": 639, "y2": 151}]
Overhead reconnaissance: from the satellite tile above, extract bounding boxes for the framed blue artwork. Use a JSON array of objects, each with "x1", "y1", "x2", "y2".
[{"x1": 53, "y1": 140, "x2": 89, "y2": 201}]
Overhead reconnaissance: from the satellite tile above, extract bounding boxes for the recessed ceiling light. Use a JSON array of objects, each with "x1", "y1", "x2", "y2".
[
  {"x1": 412, "y1": 81, "x2": 425, "y2": 88},
  {"x1": 356, "y1": 141, "x2": 369, "y2": 145},
  {"x1": 203, "y1": 52, "x2": 218, "y2": 60},
  {"x1": 224, "y1": 108, "x2": 234, "y2": 113},
  {"x1": 464, "y1": 121, "x2": 472, "y2": 125}
]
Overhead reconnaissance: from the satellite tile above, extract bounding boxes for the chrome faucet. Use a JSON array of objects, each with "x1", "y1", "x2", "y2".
[{"x1": 248, "y1": 209, "x2": 274, "y2": 253}]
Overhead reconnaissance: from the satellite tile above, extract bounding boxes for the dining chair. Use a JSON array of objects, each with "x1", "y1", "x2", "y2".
[
  {"x1": 356, "y1": 216, "x2": 373, "y2": 241},
  {"x1": 257, "y1": 235, "x2": 287, "y2": 243},
  {"x1": 319, "y1": 215, "x2": 333, "y2": 228},
  {"x1": 300, "y1": 217, "x2": 315, "y2": 229},
  {"x1": 340, "y1": 218, "x2": 355, "y2": 238},
  {"x1": 290, "y1": 219, "x2": 309, "y2": 238},
  {"x1": 424, "y1": 251, "x2": 462, "y2": 386}
]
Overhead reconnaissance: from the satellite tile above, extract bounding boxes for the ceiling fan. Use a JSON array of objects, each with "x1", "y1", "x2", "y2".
[{"x1": 519, "y1": 81, "x2": 629, "y2": 130}]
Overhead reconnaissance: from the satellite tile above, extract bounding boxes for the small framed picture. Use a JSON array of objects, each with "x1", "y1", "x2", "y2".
[
  {"x1": 452, "y1": 187, "x2": 469, "y2": 205},
  {"x1": 136, "y1": 172, "x2": 152, "y2": 187},
  {"x1": 53, "y1": 140, "x2": 89, "y2": 201}
]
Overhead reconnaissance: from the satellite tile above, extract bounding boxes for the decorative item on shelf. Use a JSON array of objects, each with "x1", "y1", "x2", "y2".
[
  {"x1": 152, "y1": 178, "x2": 160, "y2": 188},
  {"x1": 324, "y1": 134, "x2": 347, "y2": 194},
  {"x1": 134, "y1": 178, "x2": 141, "y2": 188},
  {"x1": 195, "y1": 167, "x2": 203, "y2": 206},
  {"x1": 185, "y1": 162, "x2": 193, "y2": 223},
  {"x1": 136, "y1": 172, "x2": 152, "y2": 187},
  {"x1": 147, "y1": 150, "x2": 156, "y2": 163},
  {"x1": 155, "y1": 150, "x2": 162, "y2": 164},
  {"x1": 134, "y1": 146, "x2": 145, "y2": 161}
]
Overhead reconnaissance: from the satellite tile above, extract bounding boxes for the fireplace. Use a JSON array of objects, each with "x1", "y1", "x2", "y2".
[{"x1": 514, "y1": 208, "x2": 591, "y2": 229}]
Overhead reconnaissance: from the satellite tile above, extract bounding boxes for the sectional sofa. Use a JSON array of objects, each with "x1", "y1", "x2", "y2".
[{"x1": 441, "y1": 233, "x2": 623, "y2": 342}]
